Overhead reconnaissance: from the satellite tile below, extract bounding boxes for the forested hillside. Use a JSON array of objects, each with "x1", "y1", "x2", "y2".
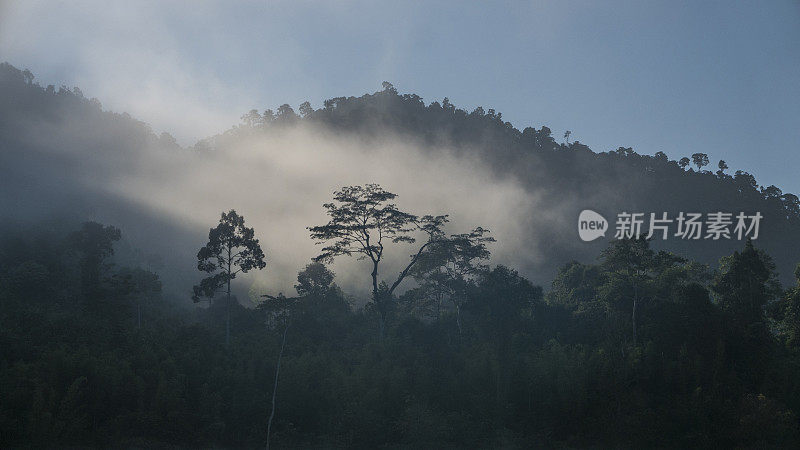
[
  {"x1": 205, "y1": 81, "x2": 800, "y2": 286},
  {"x1": 3, "y1": 61, "x2": 800, "y2": 287},
  {"x1": 2, "y1": 62, "x2": 800, "y2": 447}
]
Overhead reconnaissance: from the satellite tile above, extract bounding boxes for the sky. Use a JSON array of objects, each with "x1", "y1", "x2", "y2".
[{"x1": 1, "y1": 0, "x2": 799, "y2": 193}]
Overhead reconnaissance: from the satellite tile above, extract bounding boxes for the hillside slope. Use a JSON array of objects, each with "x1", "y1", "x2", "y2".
[
  {"x1": 205, "y1": 82, "x2": 800, "y2": 285},
  {"x1": 2, "y1": 63, "x2": 799, "y2": 286}
]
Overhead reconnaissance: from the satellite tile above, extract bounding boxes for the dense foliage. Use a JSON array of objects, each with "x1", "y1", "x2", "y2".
[
  {"x1": 4, "y1": 62, "x2": 800, "y2": 447},
  {"x1": 2, "y1": 221, "x2": 800, "y2": 448}
]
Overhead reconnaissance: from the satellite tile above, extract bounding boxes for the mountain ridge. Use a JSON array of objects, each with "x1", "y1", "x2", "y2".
[{"x1": 3, "y1": 61, "x2": 799, "y2": 286}]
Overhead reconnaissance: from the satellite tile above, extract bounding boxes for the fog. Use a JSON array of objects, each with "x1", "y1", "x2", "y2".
[
  {"x1": 0, "y1": 86, "x2": 558, "y2": 304},
  {"x1": 9, "y1": 63, "x2": 794, "y2": 304},
  {"x1": 114, "y1": 126, "x2": 543, "y2": 300}
]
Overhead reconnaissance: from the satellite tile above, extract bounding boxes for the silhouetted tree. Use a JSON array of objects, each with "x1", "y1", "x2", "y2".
[
  {"x1": 258, "y1": 293, "x2": 297, "y2": 450},
  {"x1": 308, "y1": 184, "x2": 447, "y2": 338},
  {"x1": 381, "y1": 81, "x2": 397, "y2": 94},
  {"x1": 241, "y1": 109, "x2": 262, "y2": 127},
  {"x1": 295, "y1": 261, "x2": 335, "y2": 298},
  {"x1": 692, "y1": 152, "x2": 710, "y2": 171},
  {"x1": 298, "y1": 101, "x2": 313, "y2": 118},
  {"x1": 275, "y1": 104, "x2": 297, "y2": 123},
  {"x1": 193, "y1": 210, "x2": 266, "y2": 346}
]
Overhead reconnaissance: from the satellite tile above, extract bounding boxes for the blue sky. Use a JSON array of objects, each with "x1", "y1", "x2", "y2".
[{"x1": 1, "y1": 0, "x2": 798, "y2": 193}]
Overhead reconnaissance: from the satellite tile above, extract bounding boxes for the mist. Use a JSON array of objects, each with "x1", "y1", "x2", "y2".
[
  {"x1": 0, "y1": 79, "x2": 556, "y2": 304},
  {"x1": 131, "y1": 125, "x2": 552, "y2": 299}
]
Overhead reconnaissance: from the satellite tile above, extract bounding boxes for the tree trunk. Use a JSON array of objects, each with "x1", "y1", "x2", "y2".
[
  {"x1": 371, "y1": 261, "x2": 384, "y2": 340},
  {"x1": 632, "y1": 295, "x2": 638, "y2": 345},
  {"x1": 371, "y1": 261, "x2": 379, "y2": 297},
  {"x1": 266, "y1": 321, "x2": 289, "y2": 450},
  {"x1": 226, "y1": 245, "x2": 232, "y2": 347},
  {"x1": 226, "y1": 279, "x2": 231, "y2": 347},
  {"x1": 456, "y1": 303, "x2": 463, "y2": 338},
  {"x1": 137, "y1": 301, "x2": 141, "y2": 329}
]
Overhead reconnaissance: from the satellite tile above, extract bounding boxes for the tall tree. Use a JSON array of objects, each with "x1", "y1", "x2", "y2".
[
  {"x1": 298, "y1": 101, "x2": 313, "y2": 118},
  {"x1": 712, "y1": 239, "x2": 780, "y2": 388},
  {"x1": 258, "y1": 293, "x2": 297, "y2": 450},
  {"x1": 601, "y1": 236, "x2": 653, "y2": 344},
  {"x1": 717, "y1": 159, "x2": 729, "y2": 176},
  {"x1": 193, "y1": 210, "x2": 266, "y2": 346},
  {"x1": 713, "y1": 238, "x2": 779, "y2": 330},
  {"x1": 599, "y1": 236, "x2": 682, "y2": 344},
  {"x1": 308, "y1": 184, "x2": 447, "y2": 338},
  {"x1": 411, "y1": 227, "x2": 495, "y2": 335},
  {"x1": 260, "y1": 262, "x2": 339, "y2": 450},
  {"x1": 692, "y1": 152, "x2": 710, "y2": 171},
  {"x1": 69, "y1": 221, "x2": 121, "y2": 308}
]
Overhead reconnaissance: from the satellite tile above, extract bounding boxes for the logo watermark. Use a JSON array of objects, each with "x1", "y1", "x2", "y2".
[
  {"x1": 578, "y1": 210, "x2": 762, "y2": 242},
  {"x1": 578, "y1": 210, "x2": 608, "y2": 241}
]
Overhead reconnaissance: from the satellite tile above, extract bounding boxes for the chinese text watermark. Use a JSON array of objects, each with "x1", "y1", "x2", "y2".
[{"x1": 578, "y1": 210, "x2": 762, "y2": 242}]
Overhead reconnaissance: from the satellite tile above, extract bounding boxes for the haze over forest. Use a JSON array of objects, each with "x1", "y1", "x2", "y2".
[
  {"x1": 2, "y1": 61, "x2": 800, "y2": 300},
  {"x1": 2, "y1": 3, "x2": 800, "y2": 447}
]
